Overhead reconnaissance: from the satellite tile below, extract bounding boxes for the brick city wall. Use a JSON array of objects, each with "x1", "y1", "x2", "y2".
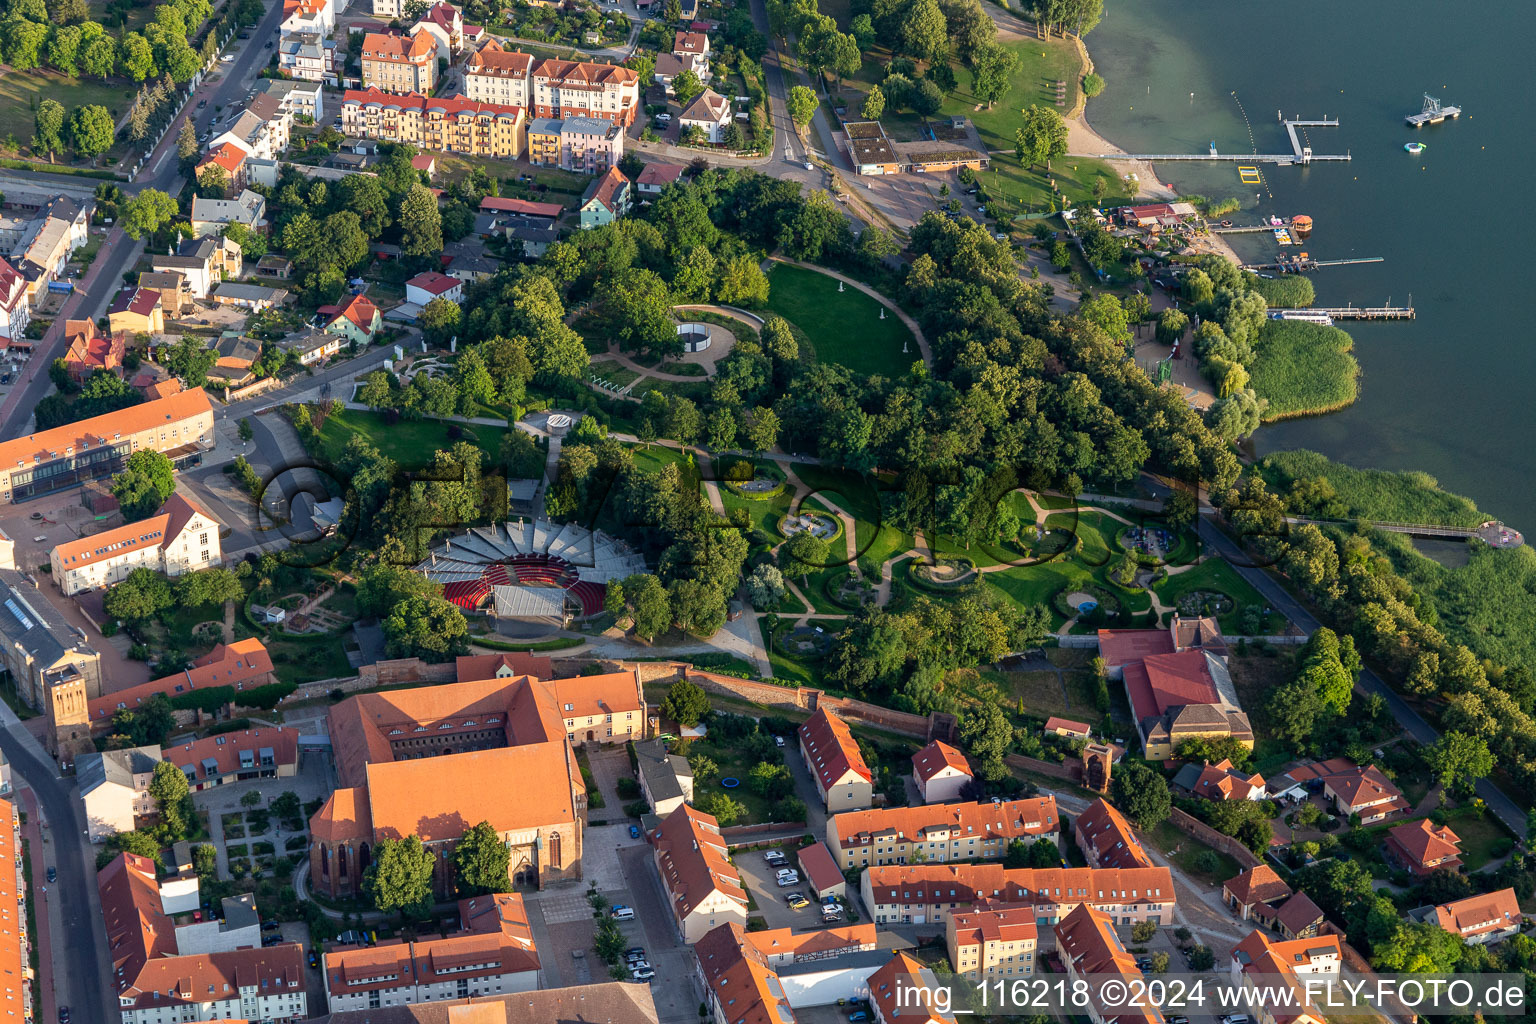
[
  {"x1": 1004, "y1": 753, "x2": 1085, "y2": 783},
  {"x1": 1165, "y1": 807, "x2": 1261, "y2": 869}
]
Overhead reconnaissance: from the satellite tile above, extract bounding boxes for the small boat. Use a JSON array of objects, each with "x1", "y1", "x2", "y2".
[{"x1": 1404, "y1": 142, "x2": 1426, "y2": 154}]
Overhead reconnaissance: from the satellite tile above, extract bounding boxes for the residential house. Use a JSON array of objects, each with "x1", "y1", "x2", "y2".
[
  {"x1": 671, "y1": 30, "x2": 710, "y2": 78},
  {"x1": 362, "y1": 31, "x2": 438, "y2": 95},
  {"x1": 650, "y1": 803, "x2": 747, "y2": 943},
  {"x1": 947, "y1": 904, "x2": 1038, "y2": 981},
  {"x1": 0, "y1": 257, "x2": 28, "y2": 343},
  {"x1": 0, "y1": 388, "x2": 214, "y2": 507},
  {"x1": 1319, "y1": 763, "x2": 1409, "y2": 824},
  {"x1": 861, "y1": 862, "x2": 1175, "y2": 929},
  {"x1": 100, "y1": 852, "x2": 307, "y2": 1024},
  {"x1": 464, "y1": 39, "x2": 534, "y2": 107},
  {"x1": 150, "y1": 235, "x2": 243, "y2": 298},
  {"x1": 445, "y1": 251, "x2": 500, "y2": 284},
  {"x1": 578, "y1": 165, "x2": 630, "y2": 228},
  {"x1": 136, "y1": 271, "x2": 191, "y2": 316},
  {"x1": 1228, "y1": 930, "x2": 1336, "y2": 1024},
  {"x1": 6, "y1": 194, "x2": 90, "y2": 301},
  {"x1": 501, "y1": 215, "x2": 560, "y2": 258},
  {"x1": 50, "y1": 492, "x2": 221, "y2": 596},
  {"x1": 680, "y1": 88, "x2": 732, "y2": 143},
  {"x1": 799, "y1": 706, "x2": 872, "y2": 812},
  {"x1": 405, "y1": 271, "x2": 464, "y2": 307},
  {"x1": 279, "y1": 327, "x2": 343, "y2": 366},
  {"x1": 341, "y1": 88, "x2": 528, "y2": 160},
  {"x1": 77, "y1": 745, "x2": 159, "y2": 839},
  {"x1": 1254, "y1": 891, "x2": 1326, "y2": 940},
  {"x1": 0, "y1": 798, "x2": 22, "y2": 1024},
  {"x1": 1055, "y1": 904, "x2": 1165, "y2": 1024},
  {"x1": 130, "y1": 364, "x2": 182, "y2": 400},
  {"x1": 1097, "y1": 616, "x2": 1250, "y2": 761},
  {"x1": 692, "y1": 924, "x2": 802, "y2": 1024},
  {"x1": 412, "y1": 153, "x2": 437, "y2": 177},
  {"x1": 210, "y1": 333, "x2": 262, "y2": 386},
  {"x1": 79, "y1": 639, "x2": 276, "y2": 736},
  {"x1": 323, "y1": 893, "x2": 538, "y2": 1011},
  {"x1": 80, "y1": 729, "x2": 299, "y2": 838},
  {"x1": 212, "y1": 282, "x2": 288, "y2": 311},
  {"x1": 319, "y1": 293, "x2": 382, "y2": 346},
  {"x1": 869, "y1": 950, "x2": 957, "y2": 1024},
  {"x1": 1044, "y1": 716, "x2": 1092, "y2": 740},
  {"x1": 635, "y1": 737, "x2": 693, "y2": 817},
  {"x1": 530, "y1": 58, "x2": 640, "y2": 126},
  {"x1": 280, "y1": 0, "x2": 333, "y2": 39},
  {"x1": 524, "y1": 116, "x2": 623, "y2": 174},
  {"x1": 1385, "y1": 818, "x2": 1463, "y2": 877},
  {"x1": 1074, "y1": 798, "x2": 1155, "y2": 870},
  {"x1": 1430, "y1": 888, "x2": 1522, "y2": 945},
  {"x1": 312, "y1": 983, "x2": 660, "y2": 1023},
  {"x1": 255, "y1": 254, "x2": 294, "y2": 280},
  {"x1": 0, "y1": 565, "x2": 102, "y2": 725},
  {"x1": 635, "y1": 161, "x2": 685, "y2": 196},
  {"x1": 255, "y1": 77, "x2": 325, "y2": 122},
  {"x1": 278, "y1": 31, "x2": 338, "y2": 84},
  {"x1": 190, "y1": 189, "x2": 267, "y2": 237},
  {"x1": 910, "y1": 739, "x2": 972, "y2": 804},
  {"x1": 106, "y1": 287, "x2": 164, "y2": 337},
  {"x1": 209, "y1": 94, "x2": 291, "y2": 164},
  {"x1": 1230, "y1": 929, "x2": 1340, "y2": 984},
  {"x1": 410, "y1": 1, "x2": 476, "y2": 61},
  {"x1": 1222, "y1": 864, "x2": 1293, "y2": 921},
  {"x1": 1172, "y1": 758, "x2": 1266, "y2": 801},
  {"x1": 825, "y1": 797, "x2": 1059, "y2": 871},
  {"x1": 61, "y1": 319, "x2": 127, "y2": 380}
]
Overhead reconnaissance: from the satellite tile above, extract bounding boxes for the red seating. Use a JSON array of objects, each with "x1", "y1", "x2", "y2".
[
  {"x1": 568, "y1": 581, "x2": 606, "y2": 617},
  {"x1": 443, "y1": 579, "x2": 491, "y2": 609}
]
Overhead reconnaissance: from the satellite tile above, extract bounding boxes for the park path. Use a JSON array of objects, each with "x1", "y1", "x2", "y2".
[
  {"x1": 783, "y1": 463, "x2": 861, "y2": 578},
  {"x1": 767, "y1": 257, "x2": 933, "y2": 366}
]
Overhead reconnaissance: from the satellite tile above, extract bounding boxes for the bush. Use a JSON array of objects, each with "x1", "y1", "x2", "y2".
[
  {"x1": 1082, "y1": 72, "x2": 1105, "y2": 97},
  {"x1": 616, "y1": 777, "x2": 641, "y2": 799},
  {"x1": 623, "y1": 800, "x2": 650, "y2": 818}
]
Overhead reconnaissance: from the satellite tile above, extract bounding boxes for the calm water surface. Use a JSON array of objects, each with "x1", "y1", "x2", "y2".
[{"x1": 1078, "y1": 1, "x2": 1536, "y2": 526}]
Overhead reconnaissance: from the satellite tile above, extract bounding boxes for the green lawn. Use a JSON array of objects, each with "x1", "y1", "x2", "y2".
[
  {"x1": 790, "y1": 464, "x2": 915, "y2": 574},
  {"x1": 315, "y1": 409, "x2": 506, "y2": 468},
  {"x1": 1250, "y1": 320, "x2": 1360, "y2": 421},
  {"x1": 721, "y1": 487, "x2": 793, "y2": 539},
  {"x1": 0, "y1": 70, "x2": 133, "y2": 149},
  {"x1": 762, "y1": 263, "x2": 917, "y2": 379},
  {"x1": 1147, "y1": 821, "x2": 1243, "y2": 886},
  {"x1": 1152, "y1": 557, "x2": 1277, "y2": 635},
  {"x1": 1449, "y1": 812, "x2": 1515, "y2": 872}
]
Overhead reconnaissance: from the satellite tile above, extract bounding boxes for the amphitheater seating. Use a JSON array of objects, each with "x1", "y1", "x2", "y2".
[
  {"x1": 443, "y1": 579, "x2": 491, "y2": 609},
  {"x1": 568, "y1": 581, "x2": 607, "y2": 617}
]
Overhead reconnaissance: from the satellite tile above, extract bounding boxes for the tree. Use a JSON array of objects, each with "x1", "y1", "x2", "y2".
[
  {"x1": 909, "y1": 77, "x2": 943, "y2": 117},
  {"x1": 969, "y1": 40, "x2": 1018, "y2": 109},
  {"x1": 1424, "y1": 731, "x2": 1494, "y2": 792},
  {"x1": 850, "y1": 12, "x2": 875, "y2": 48},
  {"x1": 958, "y1": 701, "x2": 1013, "y2": 781},
  {"x1": 79, "y1": 31, "x2": 116, "y2": 78},
  {"x1": 1082, "y1": 72, "x2": 1105, "y2": 97},
  {"x1": 454, "y1": 820, "x2": 511, "y2": 895},
  {"x1": 383, "y1": 595, "x2": 469, "y2": 661},
  {"x1": 861, "y1": 84, "x2": 885, "y2": 120},
  {"x1": 780, "y1": 529, "x2": 829, "y2": 582},
  {"x1": 96, "y1": 830, "x2": 162, "y2": 870},
  {"x1": 749, "y1": 761, "x2": 793, "y2": 799},
  {"x1": 112, "y1": 450, "x2": 175, "y2": 521},
  {"x1": 149, "y1": 759, "x2": 193, "y2": 841},
  {"x1": 68, "y1": 103, "x2": 114, "y2": 158},
  {"x1": 399, "y1": 183, "x2": 443, "y2": 256},
  {"x1": 897, "y1": 0, "x2": 947, "y2": 62},
  {"x1": 746, "y1": 563, "x2": 786, "y2": 609},
  {"x1": 696, "y1": 791, "x2": 746, "y2": 827},
  {"x1": 716, "y1": 254, "x2": 770, "y2": 307},
  {"x1": 120, "y1": 188, "x2": 179, "y2": 239},
  {"x1": 364, "y1": 835, "x2": 436, "y2": 918},
  {"x1": 660, "y1": 679, "x2": 710, "y2": 727},
  {"x1": 102, "y1": 567, "x2": 174, "y2": 622},
  {"x1": 671, "y1": 66, "x2": 706, "y2": 106},
  {"x1": 192, "y1": 843, "x2": 218, "y2": 876},
  {"x1": 173, "y1": 568, "x2": 243, "y2": 608},
  {"x1": 625, "y1": 573, "x2": 671, "y2": 641},
  {"x1": 175, "y1": 117, "x2": 199, "y2": 165},
  {"x1": 195, "y1": 162, "x2": 229, "y2": 198},
  {"x1": 162, "y1": 334, "x2": 217, "y2": 388},
  {"x1": 786, "y1": 85, "x2": 817, "y2": 130},
  {"x1": 1111, "y1": 762, "x2": 1170, "y2": 829},
  {"x1": 1187, "y1": 945, "x2": 1215, "y2": 971},
  {"x1": 419, "y1": 297, "x2": 461, "y2": 346},
  {"x1": 1372, "y1": 921, "x2": 1465, "y2": 973},
  {"x1": 47, "y1": 22, "x2": 81, "y2": 75},
  {"x1": 33, "y1": 98, "x2": 64, "y2": 161},
  {"x1": 1014, "y1": 104, "x2": 1068, "y2": 169}
]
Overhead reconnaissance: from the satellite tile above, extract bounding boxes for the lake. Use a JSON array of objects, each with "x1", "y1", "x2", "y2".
[{"x1": 1078, "y1": 0, "x2": 1533, "y2": 527}]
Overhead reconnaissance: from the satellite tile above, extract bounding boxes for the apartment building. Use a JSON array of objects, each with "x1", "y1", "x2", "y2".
[
  {"x1": 79, "y1": 638, "x2": 276, "y2": 734},
  {"x1": 1074, "y1": 798, "x2": 1155, "y2": 870},
  {"x1": 0, "y1": 798, "x2": 25, "y2": 1024},
  {"x1": 869, "y1": 951, "x2": 957, "y2": 1024},
  {"x1": 860, "y1": 863, "x2": 1175, "y2": 929},
  {"x1": 464, "y1": 39, "x2": 533, "y2": 106},
  {"x1": 531, "y1": 58, "x2": 639, "y2": 126},
  {"x1": 4, "y1": 194, "x2": 90, "y2": 302},
  {"x1": 651, "y1": 804, "x2": 748, "y2": 943},
  {"x1": 150, "y1": 235, "x2": 243, "y2": 298},
  {"x1": 0, "y1": 257, "x2": 30, "y2": 343},
  {"x1": 0, "y1": 388, "x2": 214, "y2": 505},
  {"x1": 947, "y1": 904, "x2": 1037, "y2": 981},
  {"x1": 1430, "y1": 888, "x2": 1522, "y2": 945},
  {"x1": 51, "y1": 492, "x2": 219, "y2": 595},
  {"x1": 362, "y1": 31, "x2": 437, "y2": 95},
  {"x1": 278, "y1": 31, "x2": 337, "y2": 83},
  {"x1": 255, "y1": 78, "x2": 325, "y2": 123},
  {"x1": 191, "y1": 190, "x2": 267, "y2": 237},
  {"x1": 1228, "y1": 930, "x2": 1337, "y2": 1024},
  {"x1": 324, "y1": 893, "x2": 539, "y2": 1011},
  {"x1": 342, "y1": 88, "x2": 527, "y2": 160},
  {"x1": 799, "y1": 706, "x2": 872, "y2": 812},
  {"x1": 911, "y1": 739, "x2": 972, "y2": 804},
  {"x1": 1055, "y1": 904, "x2": 1165, "y2": 1024},
  {"x1": 825, "y1": 796, "x2": 1060, "y2": 871}
]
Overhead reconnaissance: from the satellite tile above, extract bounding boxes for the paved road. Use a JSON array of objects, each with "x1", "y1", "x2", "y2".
[
  {"x1": 0, "y1": 709, "x2": 112, "y2": 1022},
  {"x1": 0, "y1": 0, "x2": 286, "y2": 441}
]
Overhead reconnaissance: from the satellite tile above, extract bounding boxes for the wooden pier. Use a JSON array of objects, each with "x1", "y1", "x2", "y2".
[
  {"x1": 1406, "y1": 93, "x2": 1461, "y2": 128},
  {"x1": 1241, "y1": 256, "x2": 1384, "y2": 273},
  {"x1": 1070, "y1": 114, "x2": 1350, "y2": 165},
  {"x1": 1270, "y1": 305, "x2": 1415, "y2": 320}
]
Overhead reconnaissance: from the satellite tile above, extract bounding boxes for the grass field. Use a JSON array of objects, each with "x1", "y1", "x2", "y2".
[
  {"x1": 1152, "y1": 557, "x2": 1276, "y2": 635},
  {"x1": 763, "y1": 263, "x2": 917, "y2": 378},
  {"x1": 314, "y1": 409, "x2": 506, "y2": 468},
  {"x1": 1249, "y1": 320, "x2": 1360, "y2": 420},
  {"x1": 1147, "y1": 821, "x2": 1243, "y2": 886},
  {"x1": 0, "y1": 71, "x2": 132, "y2": 150}
]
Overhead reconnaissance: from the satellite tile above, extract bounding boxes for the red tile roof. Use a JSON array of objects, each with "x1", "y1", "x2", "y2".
[
  {"x1": 911, "y1": 739, "x2": 970, "y2": 783},
  {"x1": 950, "y1": 904, "x2": 1039, "y2": 951},
  {"x1": 363, "y1": 30, "x2": 436, "y2": 63},
  {"x1": 869, "y1": 951, "x2": 955, "y2": 1024},
  {"x1": 1075, "y1": 798, "x2": 1154, "y2": 869},
  {"x1": 1044, "y1": 716, "x2": 1093, "y2": 737},
  {"x1": 479, "y1": 196, "x2": 564, "y2": 218},
  {"x1": 455, "y1": 651, "x2": 554, "y2": 680},
  {"x1": 0, "y1": 388, "x2": 212, "y2": 484},
  {"x1": 466, "y1": 38, "x2": 533, "y2": 78},
  {"x1": 531, "y1": 57, "x2": 638, "y2": 87},
  {"x1": 863, "y1": 863, "x2": 1174, "y2": 909},
  {"x1": 694, "y1": 923, "x2": 792, "y2": 1024},
  {"x1": 0, "y1": 800, "x2": 23, "y2": 1022},
  {"x1": 406, "y1": 271, "x2": 461, "y2": 296},
  {"x1": 53, "y1": 490, "x2": 211, "y2": 570},
  {"x1": 1432, "y1": 888, "x2": 1521, "y2": 940},
  {"x1": 311, "y1": 787, "x2": 372, "y2": 844},
  {"x1": 1386, "y1": 819, "x2": 1462, "y2": 872},
  {"x1": 651, "y1": 804, "x2": 746, "y2": 924},
  {"x1": 325, "y1": 292, "x2": 380, "y2": 333},
  {"x1": 831, "y1": 797, "x2": 1058, "y2": 851},
  {"x1": 90, "y1": 637, "x2": 274, "y2": 723},
  {"x1": 1223, "y1": 864, "x2": 1292, "y2": 906},
  {"x1": 796, "y1": 841, "x2": 844, "y2": 893},
  {"x1": 197, "y1": 142, "x2": 248, "y2": 178},
  {"x1": 1322, "y1": 764, "x2": 1404, "y2": 810},
  {"x1": 799, "y1": 707, "x2": 871, "y2": 790},
  {"x1": 1056, "y1": 905, "x2": 1165, "y2": 1024},
  {"x1": 1096, "y1": 628, "x2": 1176, "y2": 669},
  {"x1": 581, "y1": 165, "x2": 629, "y2": 214},
  {"x1": 636, "y1": 162, "x2": 685, "y2": 187},
  {"x1": 164, "y1": 727, "x2": 299, "y2": 782},
  {"x1": 365, "y1": 745, "x2": 578, "y2": 841}
]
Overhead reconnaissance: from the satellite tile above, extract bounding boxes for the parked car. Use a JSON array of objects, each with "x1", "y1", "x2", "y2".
[
  {"x1": 57, "y1": 1008, "x2": 69, "y2": 1024},
  {"x1": 612, "y1": 905, "x2": 635, "y2": 920},
  {"x1": 763, "y1": 851, "x2": 787, "y2": 866},
  {"x1": 625, "y1": 947, "x2": 646, "y2": 960},
  {"x1": 775, "y1": 872, "x2": 800, "y2": 887},
  {"x1": 628, "y1": 960, "x2": 652, "y2": 972},
  {"x1": 220, "y1": 53, "x2": 235, "y2": 62},
  {"x1": 848, "y1": 1013, "x2": 869, "y2": 1023},
  {"x1": 785, "y1": 893, "x2": 809, "y2": 909},
  {"x1": 773, "y1": 735, "x2": 785, "y2": 747},
  {"x1": 46, "y1": 866, "x2": 56, "y2": 882},
  {"x1": 629, "y1": 824, "x2": 642, "y2": 838},
  {"x1": 262, "y1": 920, "x2": 280, "y2": 931},
  {"x1": 308, "y1": 951, "x2": 320, "y2": 969},
  {"x1": 632, "y1": 968, "x2": 655, "y2": 981},
  {"x1": 197, "y1": 99, "x2": 207, "y2": 108}
]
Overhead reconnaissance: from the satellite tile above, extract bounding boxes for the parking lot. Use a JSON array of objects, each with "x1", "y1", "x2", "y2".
[{"x1": 735, "y1": 846, "x2": 851, "y2": 932}]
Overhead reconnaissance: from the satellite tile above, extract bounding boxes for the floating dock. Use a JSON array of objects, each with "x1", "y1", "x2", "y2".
[
  {"x1": 1269, "y1": 305, "x2": 1415, "y2": 320},
  {"x1": 1068, "y1": 115, "x2": 1350, "y2": 165},
  {"x1": 1241, "y1": 256, "x2": 1384, "y2": 274},
  {"x1": 1406, "y1": 93, "x2": 1460, "y2": 127}
]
